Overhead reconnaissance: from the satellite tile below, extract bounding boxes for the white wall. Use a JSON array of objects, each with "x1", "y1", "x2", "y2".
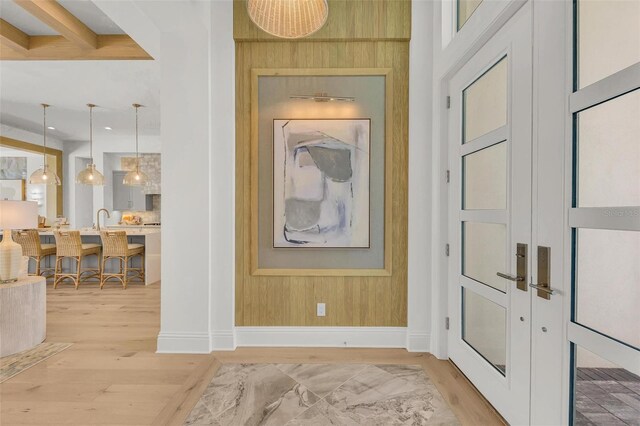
[
  {"x1": 209, "y1": 0, "x2": 236, "y2": 350},
  {"x1": 123, "y1": 1, "x2": 213, "y2": 353},
  {"x1": 407, "y1": 0, "x2": 434, "y2": 352}
]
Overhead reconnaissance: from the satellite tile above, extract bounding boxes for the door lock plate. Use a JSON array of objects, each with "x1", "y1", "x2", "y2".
[
  {"x1": 535, "y1": 246, "x2": 552, "y2": 300},
  {"x1": 515, "y1": 243, "x2": 528, "y2": 291}
]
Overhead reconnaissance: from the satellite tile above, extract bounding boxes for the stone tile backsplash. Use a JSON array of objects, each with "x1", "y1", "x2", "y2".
[
  {"x1": 121, "y1": 153, "x2": 161, "y2": 194},
  {"x1": 121, "y1": 154, "x2": 161, "y2": 223}
]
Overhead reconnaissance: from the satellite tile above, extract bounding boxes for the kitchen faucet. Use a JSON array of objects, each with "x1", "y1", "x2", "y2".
[{"x1": 96, "y1": 208, "x2": 111, "y2": 231}]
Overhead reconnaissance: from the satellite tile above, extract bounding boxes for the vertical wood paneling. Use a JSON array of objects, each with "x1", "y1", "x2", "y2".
[
  {"x1": 234, "y1": 1, "x2": 410, "y2": 327},
  {"x1": 233, "y1": 0, "x2": 411, "y2": 41}
]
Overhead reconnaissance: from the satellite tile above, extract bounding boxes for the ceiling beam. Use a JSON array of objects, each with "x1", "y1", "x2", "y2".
[
  {"x1": 15, "y1": 0, "x2": 98, "y2": 49},
  {"x1": 0, "y1": 19, "x2": 29, "y2": 51},
  {"x1": 0, "y1": 35, "x2": 152, "y2": 60}
]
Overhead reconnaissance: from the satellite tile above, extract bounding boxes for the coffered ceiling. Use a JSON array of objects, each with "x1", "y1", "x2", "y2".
[
  {"x1": 0, "y1": 1, "x2": 160, "y2": 145},
  {"x1": 0, "y1": 0, "x2": 151, "y2": 60}
]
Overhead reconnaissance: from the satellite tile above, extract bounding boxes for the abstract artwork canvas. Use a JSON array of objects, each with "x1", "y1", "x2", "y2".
[
  {"x1": 0, "y1": 157, "x2": 27, "y2": 180},
  {"x1": 273, "y1": 119, "x2": 370, "y2": 248}
]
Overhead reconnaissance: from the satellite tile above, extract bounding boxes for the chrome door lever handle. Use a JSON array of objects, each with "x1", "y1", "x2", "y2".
[
  {"x1": 529, "y1": 283, "x2": 554, "y2": 295},
  {"x1": 497, "y1": 272, "x2": 524, "y2": 282}
]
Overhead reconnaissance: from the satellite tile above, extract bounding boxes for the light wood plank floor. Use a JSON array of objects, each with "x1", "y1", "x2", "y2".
[{"x1": 0, "y1": 282, "x2": 504, "y2": 426}]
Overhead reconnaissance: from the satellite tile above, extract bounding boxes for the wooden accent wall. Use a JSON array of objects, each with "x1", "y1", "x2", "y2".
[{"x1": 234, "y1": 0, "x2": 410, "y2": 326}]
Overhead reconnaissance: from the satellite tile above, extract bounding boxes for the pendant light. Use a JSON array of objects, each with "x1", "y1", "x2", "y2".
[
  {"x1": 29, "y1": 104, "x2": 61, "y2": 185},
  {"x1": 247, "y1": 0, "x2": 329, "y2": 39},
  {"x1": 76, "y1": 104, "x2": 104, "y2": 185},
  {"x1": 123, "y1": 104, "x2": 149, "y2": 186}
]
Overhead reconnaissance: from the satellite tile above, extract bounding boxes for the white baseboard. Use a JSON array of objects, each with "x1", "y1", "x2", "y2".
[
  {"x1": 156, "y1": 331, "x2": 210, "y2": 354},
  {"x1": 407, "y1": 332, "x2": 430, "y2": 353},
  {"x1": 235, "y1": 327, "x2": 408, "y2": 348},
  {"x1": 210, "y1": 330, "x2": 237, "y2": 351}
]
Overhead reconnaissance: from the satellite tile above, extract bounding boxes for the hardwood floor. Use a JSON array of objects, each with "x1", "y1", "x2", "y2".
[
  {"x1": 0, "y1": 282, "x2": 504, "y2": 425},
  {"x1": 0, "y1": 282, "x2": 217, "y2": 426}
]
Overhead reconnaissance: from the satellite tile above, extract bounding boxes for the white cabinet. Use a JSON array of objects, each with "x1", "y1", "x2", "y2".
[{"x1": 112, "y1": 171, "x2": 150, "y2": 211}]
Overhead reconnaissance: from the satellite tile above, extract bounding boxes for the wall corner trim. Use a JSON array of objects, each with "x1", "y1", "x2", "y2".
[
  {"x1": 406, "y1": 332, "x2": 431, "y2": 353},
  {"x1": 235, "y1": 327, "x2": 409, "y2": 348},
  {"x1": 156, "y1": 331, "x2": 210, "y2": 354},
  {"x1": 211, "y1": 330, "x2": 237, "y2": 351}
]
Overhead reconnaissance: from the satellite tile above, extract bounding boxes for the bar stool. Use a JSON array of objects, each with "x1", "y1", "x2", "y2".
[
  {"x1": 13, "y1": 229, "x2": 56, "y2": 279},
  {"x1": 53, "y1": 230, "x2": 101, "y2": 289},
  {"x1": 99, "y1": 231, "x2": 145, "y2": 289}
]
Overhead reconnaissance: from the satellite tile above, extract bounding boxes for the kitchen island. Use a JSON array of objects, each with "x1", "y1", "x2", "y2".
[{"x1": 27, "y1": 228, "x2": 160, "y2": 285}]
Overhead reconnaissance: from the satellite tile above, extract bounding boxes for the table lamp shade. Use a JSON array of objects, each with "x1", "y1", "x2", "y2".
[
  {"x1": 0, "y1": 201, "x2": 38, "y2": 282},
  {"x1": 0, "y1": 201, "x2": 38, "y2": 229}
]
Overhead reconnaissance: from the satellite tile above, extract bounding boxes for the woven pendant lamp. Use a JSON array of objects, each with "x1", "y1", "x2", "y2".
[{"x1": 247, "y1": 0, "x2": 329, "y2": 39}]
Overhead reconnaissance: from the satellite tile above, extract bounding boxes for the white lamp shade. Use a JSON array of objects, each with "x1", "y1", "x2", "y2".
[{"x1": 0, "y1": 201, "x2": 38, "y2": 229}]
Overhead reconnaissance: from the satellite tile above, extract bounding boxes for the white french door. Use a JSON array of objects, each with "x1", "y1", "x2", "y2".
[
  {"x1": 447, "y1": 1, "x2": 640, "y2": 425},
  {"x1": 447, "y1": 4, "x2": 533, "y2": 425}
]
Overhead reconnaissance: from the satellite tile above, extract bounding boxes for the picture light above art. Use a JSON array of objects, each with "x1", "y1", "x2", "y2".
[{"x1": 290, "y1": 92, "x2": 355, "y2": 103}]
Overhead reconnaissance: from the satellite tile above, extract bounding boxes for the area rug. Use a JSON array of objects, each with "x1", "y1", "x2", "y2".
[
  {"x1": 0, "y1": 342, "x2": 72, "y2": 383},
  {"x1": 185, "y1": 363, "x2": 460, "y2": 425}
]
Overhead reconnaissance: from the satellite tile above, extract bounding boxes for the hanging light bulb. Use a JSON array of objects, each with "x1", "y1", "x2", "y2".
[
  {"x1": 76, "y1": 104, "x2": 104, "y2": 185},
  {"x1": 29, "y1": 104, "x2": 61, "y2": 185},
  {"x1": 123, "y1": 104, "x2": 149, "y2": 186}
]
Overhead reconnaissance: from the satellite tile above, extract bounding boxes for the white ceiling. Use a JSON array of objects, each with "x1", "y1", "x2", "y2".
[
  {"x1": 0, "y1": 60, "x2": 160, "y2": 143},
  {"x1": 0, "y1": 0, "x2": 125, "y2": 35}
]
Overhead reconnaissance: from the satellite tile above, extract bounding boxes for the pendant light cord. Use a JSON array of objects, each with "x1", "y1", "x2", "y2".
[
  {"x1": 88, "y1": 105, "x2": 94, "y2": 162},
  {"x1": 42, "y1": 103, "x2": 49, "y2": 167},
  {"x1": 135, "y1": 105, "x2": 140, "y2": 173}
]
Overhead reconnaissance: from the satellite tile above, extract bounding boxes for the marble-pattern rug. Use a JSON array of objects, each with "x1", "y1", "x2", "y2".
[
  {"x1": 185, "y1": 363, "x2": 460, "y2": 425},
  {"x1": 0, "y1": 342, "x2": 72, "y2": 383}
]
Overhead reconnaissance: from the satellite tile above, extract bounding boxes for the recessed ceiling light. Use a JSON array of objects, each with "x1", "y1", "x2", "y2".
[
  {"x1": 104, "y1": 126, "x2": 112, "y2": 130},
  {"x1": 47, "y1": 126, "x2": 55, "y2": 130}
]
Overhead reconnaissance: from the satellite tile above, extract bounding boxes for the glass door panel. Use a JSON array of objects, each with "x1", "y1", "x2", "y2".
[
  {"x1": 462, "y1": 221, "x2": 507, "y2": 292},
  {"x1": 575, "y1": 228, "x2": 640, "y2": 350},
  {"x1": 576, "y1": 0, "x2": 640, "y2": 89},
  {"x1": 462, "y1": 287, "x2": 507, "y2": 374},
  {"x1": 457, "y1": 0, "x2": 483, "y2": 31},
  {"x1": 463, "y1": 57, "x2": 507, "y2": 143},
  {"x1": 577, "y1": 89, "x2": 640, "y2": 207},
  {"x1": 463, "y1": 142, "x2": 507, "y2": 210}
]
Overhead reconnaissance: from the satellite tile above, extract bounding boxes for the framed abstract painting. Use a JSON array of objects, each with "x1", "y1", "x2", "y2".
[{"x1": 273, "y1": 119, "x2": 371, "y2": 248}]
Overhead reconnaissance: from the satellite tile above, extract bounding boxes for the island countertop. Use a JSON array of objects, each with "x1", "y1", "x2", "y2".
[{"x1": 31, "y1": 227, "x2": 161, "y2": 236}]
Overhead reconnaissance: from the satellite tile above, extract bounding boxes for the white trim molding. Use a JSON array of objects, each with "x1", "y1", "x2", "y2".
[
  {"x1": 235, "y1": 327, "x2": 410, "y2": 349},
  {"x1": 210, "y1": 330, "x2": 237, "y2": 351},
  {"x1": 407, "y1": 332, "x2": 431, "y2": 353},
  {"x1": 157, "y1": 331, "x2": 210, "y2": 354}
]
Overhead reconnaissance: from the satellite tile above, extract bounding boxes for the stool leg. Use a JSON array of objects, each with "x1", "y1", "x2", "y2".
[
  {"x1": 140, "y1": 251, "x2": 145, "y2": 282},
  {"x1": 54, "y1": 257, "x2": 61, "y2": 289},
  {"x1": 75, "y1": 256, "x2": 81, "y2": 289},
  {"x1": 35, "y1": 256, "x2": 41, "y2": 277},
  {"x1": 100, "y1": 256, "x2": 106, "y2": 289},
  {"x1": 123, "y1": 256, "x2": 129, "y2": 290}
]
